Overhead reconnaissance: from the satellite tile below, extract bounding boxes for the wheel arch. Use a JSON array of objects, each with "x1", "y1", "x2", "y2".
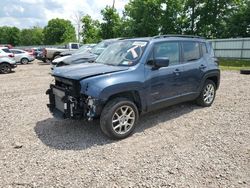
[
  {"x1": 201, "y1": 70, "x2": 220, "y2": 90},
  {"x1": 105, "y1": 90, "x2": 142, "y2": 113}
]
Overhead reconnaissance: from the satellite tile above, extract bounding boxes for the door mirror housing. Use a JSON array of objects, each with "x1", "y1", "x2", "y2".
[{"x1": 154, "y1": 58, "x2": 169, "y2": 69}]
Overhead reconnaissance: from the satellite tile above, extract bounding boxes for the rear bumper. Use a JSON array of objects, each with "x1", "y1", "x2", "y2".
[{"x1": 36, "y1": 56, "x2": 46, "y2": 62}]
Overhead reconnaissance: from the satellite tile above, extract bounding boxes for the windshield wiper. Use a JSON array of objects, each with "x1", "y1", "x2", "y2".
[
  {"x1": 187, "y1": 58, "x2": 200, "y2": 62},
  {"x1": 104, "y1": 63, "x2": 116, "y2": 66}
]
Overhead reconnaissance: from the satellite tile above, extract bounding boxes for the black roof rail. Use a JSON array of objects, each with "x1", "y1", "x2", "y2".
[{"x1": 153, "y1": 34, "x2": 205, "y2": 39}]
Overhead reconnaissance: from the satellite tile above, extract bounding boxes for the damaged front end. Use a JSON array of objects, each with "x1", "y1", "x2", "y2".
[{"x1": 46, "y1": 77, "x2": 103, "y2": 120}]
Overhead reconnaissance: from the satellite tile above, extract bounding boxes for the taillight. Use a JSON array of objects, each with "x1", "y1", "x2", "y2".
[{"x1": 8, "y1": 54, "x2": 14, "y2": 58}]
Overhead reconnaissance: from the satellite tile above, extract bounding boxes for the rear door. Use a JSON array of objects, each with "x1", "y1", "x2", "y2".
[
  {"x1": 180, "y1": 41, "x2": 206, "y2": 94},
  {"x1": 11, "y1": 50, "x2": 22, "y2": 62}
]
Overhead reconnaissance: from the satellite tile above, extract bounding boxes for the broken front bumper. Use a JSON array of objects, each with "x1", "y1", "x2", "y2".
[
  {"x1": 46, "y1": 84, "x2": 104, "y2": 120},
  {"x1": 46, "y1": 85, "x2": 84, "y2": 119}
]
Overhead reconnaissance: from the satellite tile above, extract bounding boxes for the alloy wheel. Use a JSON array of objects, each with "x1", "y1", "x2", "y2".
[
  {"x1": 112, "y1": 105, "x2": 136, "y2": 135},
  {"x1": 203, "y1": 84, "x2": 215, "y2": 104},
  {"x1": 1, "y1": 64, "x2": 11, "y2": 74}
]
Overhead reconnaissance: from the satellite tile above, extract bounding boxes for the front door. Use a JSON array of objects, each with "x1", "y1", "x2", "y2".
[{"x1": 145, "y1": 41, "x2": 184, "y2": 109}]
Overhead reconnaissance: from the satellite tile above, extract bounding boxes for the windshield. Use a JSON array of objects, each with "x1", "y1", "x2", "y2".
[
  {"x1": 90, "y1": 41, "x2": 110, "y2": 55},
  {"x1": 95, "y1": 40, "x2": 148, "y2": 66}
]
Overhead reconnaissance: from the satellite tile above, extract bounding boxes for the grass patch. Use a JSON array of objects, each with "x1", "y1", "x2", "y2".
[{"x1": 219, "y1": 58, "x2": 250, "y2": 70}]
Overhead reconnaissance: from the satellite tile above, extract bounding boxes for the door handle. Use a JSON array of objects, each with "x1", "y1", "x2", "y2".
[
  {"x1": 199, "y1": 64, "x2": 207, "y2": 69},
  {"x1": 173, "y1": 69, "x2": 181, "y2": 76}
]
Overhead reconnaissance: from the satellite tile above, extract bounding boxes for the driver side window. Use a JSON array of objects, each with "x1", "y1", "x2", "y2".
[{"x1": 153, "y1": 42, "x2": 180, "y2": 66}]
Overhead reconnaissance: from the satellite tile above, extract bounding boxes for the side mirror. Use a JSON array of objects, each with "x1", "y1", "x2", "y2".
[{"x1": 154, "y1": 58, "x2": 169, "y2": 69}]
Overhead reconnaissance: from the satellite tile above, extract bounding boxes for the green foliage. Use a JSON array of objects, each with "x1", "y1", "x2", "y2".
[
  {"x1": 124, "y1": 0, "x2": 161, "y2": 37},
  {"x1": 0, "y1": 26, "x2": 20, "y2": 46},
  {"x1": 81, "y1": 15, "x2": 101, "y2": 43},
  {"x1": 219, "y1": 58, "x2": 250, "y2": 67},
  {"x1": 43, "y1": 18, "x2": 76, "y2": 44},
  {"x1": 226, "y1": 0, "x2": 250, "y2": 38},
  {"x1": 20, "y1": 27, "x2": 44, "y2": 45},
  {"x1": 100, "y1": 6, "x2": 122, "y2": 39},
  {"x1": 1, "y1": 0, "x2": 249, "y2": 46}
]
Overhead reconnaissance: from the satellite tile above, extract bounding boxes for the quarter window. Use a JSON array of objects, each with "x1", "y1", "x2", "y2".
[
  {"x1": 2, "y1": 48, "x2": 11, "y2": 53},
  {"x1": 182, "y1": 42, "x2": 200, "y2": 62},
  {"x1": 153, "y1": 42, "x2": 180, "y2": 66}
]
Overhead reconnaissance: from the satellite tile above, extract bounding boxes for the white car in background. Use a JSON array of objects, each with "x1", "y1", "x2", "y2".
[
  {"x1": 0, "y1": 57, "x2": 17, "y2": 74},
  {"x1": 10, "y1": 49, "x2": 35, "y2": 64},
  {"x1": 0, "y1": 47, "x2": 15, "y2": 58}
]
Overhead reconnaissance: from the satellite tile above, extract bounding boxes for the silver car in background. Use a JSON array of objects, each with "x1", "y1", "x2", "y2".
[
  {"x1": 0, "y1": 47, "x2": 15, "y2": 58},
  {"x1": 0, "y1": 57, "x2": 17, "y2": 74},
  {"x1": 10, "y1": 49, "x2": 35, "y2": 64}
]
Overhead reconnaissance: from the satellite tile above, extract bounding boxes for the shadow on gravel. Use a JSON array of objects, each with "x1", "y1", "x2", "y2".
[
  {"x1": 37, "y1": 61, "x2": 50, "y2": 65},
  {"x1": 35, "y1": 102, "x2": 201, "y2": 150}
]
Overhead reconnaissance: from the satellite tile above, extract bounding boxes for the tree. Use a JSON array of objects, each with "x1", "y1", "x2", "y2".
[
  {"x1": 20, "y1": 27, "x2": 44, "y2": 45},
  {"x1": 159, "y1": 0, "x2": 184, "y2": 34},
  {"x1": 0, "y1": 26, "x2": 20, "y2": 46},
  {"x1": 182, "y1": 0, "x2": 241, "y2": 38},
  {"x1": 72, "y1": 11, "x2": 84, "y2": 43},
  {"x1": 43, "y1": 18, "x2": 76, "y2": 44},
  {"x1": 100, "y1": 6, "x2": 122, "y2": 39},
  {"x1": 226, "y1": 0, "x2": 250, "y2": 37},
  {"x1": 81, "y1": 15, "x2": 101, "y2": 43},
  {"x1": 124, "y1": 0, "x2": 162, "y2": 37}
]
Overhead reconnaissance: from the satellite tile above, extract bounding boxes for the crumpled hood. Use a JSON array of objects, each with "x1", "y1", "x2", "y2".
[
  {"x1": 52, "y1": 63, "x2": 129, "y2": 80},
  {"x1": 52, "y1": 56, "x2": 68, "y2": 63},
  {"x1": 63, "y1": 51, "x2": 97, "y2": 64}
]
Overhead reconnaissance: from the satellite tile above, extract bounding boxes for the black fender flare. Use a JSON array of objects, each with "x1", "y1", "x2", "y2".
[{"x1": 199, "y1": 70, "x2": 220, "y2": 92}]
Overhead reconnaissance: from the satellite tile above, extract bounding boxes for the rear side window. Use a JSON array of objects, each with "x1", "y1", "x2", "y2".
[
  {"x1": 182, "y1": 42, "x2": 200, "y2": 62},
  {"x1": 11, "y1": 50, "x2": 22, "y2": 54},
  {"x1": 2, "y1": 48, "x2": 11, "y2": 53},
  {"x1": 153, "y1": 42, "x2": 180, "y2": 66}
]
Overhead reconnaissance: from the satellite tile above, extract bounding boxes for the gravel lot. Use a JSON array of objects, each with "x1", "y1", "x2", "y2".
[{"x1": 0, "y1": 61, "x2": 249, "y2": 187}]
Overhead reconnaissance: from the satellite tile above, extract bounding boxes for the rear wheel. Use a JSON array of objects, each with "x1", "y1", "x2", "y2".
[
  {"x1": 21, "y1": 58, "x2": 29, "y2": 64},
  {"x1": 196, "y1": 80, "x2": 216, "y2": 107},
  {"x1": 0, "y1": 63, "x2": 11, "y2": 74},
  {"x1": 100, "y1": 98, "x2": 139, "y2": 139}
]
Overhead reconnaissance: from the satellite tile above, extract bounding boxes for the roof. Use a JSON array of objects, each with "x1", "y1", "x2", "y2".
[{"x1": 121, "y1": 35, "x2": 206, "y2": 42}]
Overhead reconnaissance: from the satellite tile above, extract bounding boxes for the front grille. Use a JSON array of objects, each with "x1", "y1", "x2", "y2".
[
  {"x1": 54, "y1": 76, "x2": 80, "y2": 97},
  {"x1": 55, "y1": 77, "x2": 73, "y2": 91}
]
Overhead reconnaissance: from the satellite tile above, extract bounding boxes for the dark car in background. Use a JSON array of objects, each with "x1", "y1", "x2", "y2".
[{"x1": 51, "y1": 38, "x2": 121, "y2": 70}]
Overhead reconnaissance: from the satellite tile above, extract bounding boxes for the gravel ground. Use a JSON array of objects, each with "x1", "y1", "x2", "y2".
[{"x1": 0, "y1": 61, "x2": 249, "y2": 188}]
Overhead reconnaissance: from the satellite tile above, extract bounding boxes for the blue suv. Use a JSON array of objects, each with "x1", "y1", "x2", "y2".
[{"x1": 46, "y1": 35, "x2": 220, "y2": 139}]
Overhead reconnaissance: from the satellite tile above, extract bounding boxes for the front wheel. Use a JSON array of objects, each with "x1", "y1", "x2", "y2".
[
  {"x1": 100, "y1": 98, "x2": 139, "y2": 139},
  {"x1": 0, "y1": 63, "x2": 11, "y2": 74},
  {"x1": 196, "y1": 80, "x2": 216, "y2": 107}
]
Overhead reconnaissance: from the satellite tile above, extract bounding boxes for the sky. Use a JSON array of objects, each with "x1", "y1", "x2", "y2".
[{"x1": 0, "y1": 0, "x2": 129, "y2": 29}]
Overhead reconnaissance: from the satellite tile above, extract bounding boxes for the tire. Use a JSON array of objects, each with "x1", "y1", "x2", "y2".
[
  {"x1": 21, "y1": 58, "x2": 29, "y2": 64},
  {"x1": 240, "y1": 69, "x2": 250, "y2": 75},
  {"x1": 0, "y1": 63, "x2": 12, "y2": 74},
  {"x1": 100, "y1": 97, "x2": 139, "y2": 139},
  {"x1": 196, "y1": 80, "x2": 216, "y2": 107}
]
